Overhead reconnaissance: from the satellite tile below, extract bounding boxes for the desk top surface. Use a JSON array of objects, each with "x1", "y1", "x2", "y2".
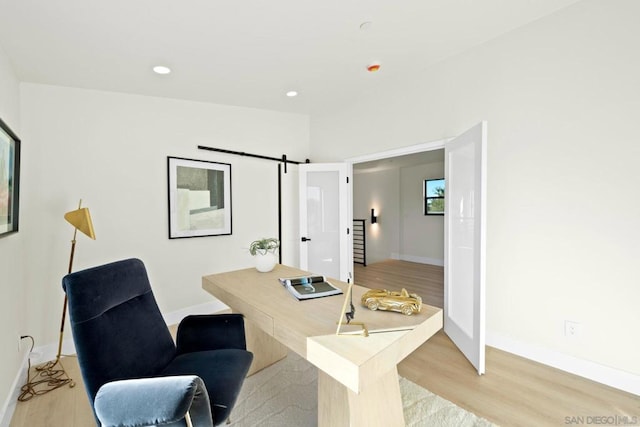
[{"x1": 203, "y1": 264, "x2": 442, "y2": 369}]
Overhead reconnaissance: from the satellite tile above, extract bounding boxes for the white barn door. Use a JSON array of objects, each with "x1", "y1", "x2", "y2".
[{"x1": 298, "y1": 163, "x2": 353, "y2": 282}]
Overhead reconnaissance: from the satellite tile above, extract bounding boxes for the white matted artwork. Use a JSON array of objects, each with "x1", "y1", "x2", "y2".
[{"x1": 167, "y1": 156, "x2": 232, "y2": 238}]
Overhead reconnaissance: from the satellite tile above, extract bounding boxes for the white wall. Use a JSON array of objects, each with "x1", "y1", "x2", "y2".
[
  {"x1": 311, "y1": 0, "x2": 640, "y2": 385},
  {"x1": 0, "y1": 43, "x2": 27, "y2": 424},
  {"x1": 399, "y1": 162, "x2": 444, "y2": 265},
  {"x1": 353, "y1": 168, "x2": 400, "y2": 264},
  {"x1": 19, "y1": 84, "x2": 309, "y2": 350}
]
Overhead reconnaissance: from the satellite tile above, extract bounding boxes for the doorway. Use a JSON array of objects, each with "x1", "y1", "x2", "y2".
[
  {"x1": 346, "y1": 122, "x2": 486, "y2": 374},
  {"x1": 351, "y1": 148, "x2": 445, "y2": 269}
]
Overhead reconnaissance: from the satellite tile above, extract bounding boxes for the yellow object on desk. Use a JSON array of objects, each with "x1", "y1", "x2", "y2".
[{"x1": 361, "y1": 288, "x2": 422, "y2": 316}]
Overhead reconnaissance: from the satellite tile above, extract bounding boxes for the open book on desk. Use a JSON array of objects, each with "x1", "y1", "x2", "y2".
[{"x1": 278, "y1": 275, "x2": 343, "y2": 300}]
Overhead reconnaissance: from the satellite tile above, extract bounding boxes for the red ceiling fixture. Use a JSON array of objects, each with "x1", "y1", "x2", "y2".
[
  {"x1": 367, "y1": 63, "x2": 381, "y2": 73},
  {"x1": 367, "y1": 62, "x2": 380, "y2": 73}
]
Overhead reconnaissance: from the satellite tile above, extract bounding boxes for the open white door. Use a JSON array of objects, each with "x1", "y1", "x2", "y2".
[
  {"x1": 299, "y1": 163, "x2": 353, "y2": 282},
  {"x1": 444, "y1": 121, "x2": 487, "y2": 374}
]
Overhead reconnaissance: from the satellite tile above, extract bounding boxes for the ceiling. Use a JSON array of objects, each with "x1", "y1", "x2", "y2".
[
  {"x1": 0, "y1": 0, "x2": 580, "y2": 115},
  {"x1": 354, "y1": 149, "x2": 444, "y2": 173}
]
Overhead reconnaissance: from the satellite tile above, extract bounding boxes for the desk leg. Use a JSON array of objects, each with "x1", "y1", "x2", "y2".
[
  {"x1": 317, "y1": 367, "x2": 405, "y2": 427},
  {"x1": 244, "y1": 318, "x2": 288, "y2": 377}
]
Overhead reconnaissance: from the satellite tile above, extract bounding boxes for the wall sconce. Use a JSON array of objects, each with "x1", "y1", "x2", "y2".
[{"x1": 371, "y1": 208, "x2": 378, "y2": 224}]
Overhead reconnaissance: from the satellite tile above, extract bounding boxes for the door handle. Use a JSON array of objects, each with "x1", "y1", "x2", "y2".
[{"x1": 301, "y1": 237, "x2": 312, "y2": 242}]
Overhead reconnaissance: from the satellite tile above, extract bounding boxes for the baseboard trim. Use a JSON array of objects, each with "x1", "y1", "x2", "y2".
[
  {"x1": 390, "y1": 253, "x2": 444, "y2": 267},
  {"x1": 487, "y1": 331, "x2": 639, "y2": 396},
  {"x1": 0, "y1": 349, "x2": 30, "y2": 427},
  {"x1": 1, "y1": 300, "x2": 231, "y2": 426}
]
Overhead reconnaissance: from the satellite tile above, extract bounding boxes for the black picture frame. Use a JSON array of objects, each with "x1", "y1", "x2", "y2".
[
  {"x1": 167, "y1": 156, "x2": 232, "y2": 238},
  {"x1": 0, "y1": 117, "x2": 20, "y2": 237}
]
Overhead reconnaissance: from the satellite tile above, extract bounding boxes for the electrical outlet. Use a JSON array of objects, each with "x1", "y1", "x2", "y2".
[{"x1": 565, "y1": 320, "x2": 582, "y2": 339}]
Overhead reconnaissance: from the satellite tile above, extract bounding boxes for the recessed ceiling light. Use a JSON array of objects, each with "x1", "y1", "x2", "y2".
[
  {"x1": 286, "y1": 91, "x2": 298, "y2": 97},
  {"x1": 153, "y1": 65, "x2": 171, "y2": 75}
]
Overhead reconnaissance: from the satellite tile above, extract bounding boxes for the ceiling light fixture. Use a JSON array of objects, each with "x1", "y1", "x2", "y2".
[
  {"x1": 153, "y1": 65, "x2": 171, "y2": 75},
  {"x1": 286, "y1": 91, "x2": 298, "y2": 97}
]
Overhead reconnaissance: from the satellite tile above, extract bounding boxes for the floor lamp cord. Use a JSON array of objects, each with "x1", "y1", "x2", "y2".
[{"x1": 17, "y1": 305, "x2": 76, "y2": 402}]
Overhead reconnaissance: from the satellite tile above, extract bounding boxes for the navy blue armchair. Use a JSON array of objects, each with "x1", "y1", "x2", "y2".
[{"x1": 62, "y1": 258, "x2": 253, "y2": 426}]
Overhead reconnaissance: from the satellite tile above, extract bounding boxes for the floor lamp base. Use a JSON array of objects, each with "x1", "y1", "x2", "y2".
[{"x1": 36, "y1": 358, "x2": 76, "y2": 388}]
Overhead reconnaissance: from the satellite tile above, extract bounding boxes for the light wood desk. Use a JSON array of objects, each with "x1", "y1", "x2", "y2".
[{"x1": 202, "y1": 264, "x2": 443, "y2": 427}]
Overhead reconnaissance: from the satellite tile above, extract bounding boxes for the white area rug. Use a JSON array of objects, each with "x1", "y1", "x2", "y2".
[{"x1": 229, "y1": 351, "x2": 496, "y2": 426}]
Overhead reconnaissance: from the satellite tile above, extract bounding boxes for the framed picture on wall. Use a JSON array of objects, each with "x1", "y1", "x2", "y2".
[
  {"x1": 167, "y1": 156, "x2": 232, "y2": 238},
  {"x1": 0, "y1": 117, "x2": 20, "y2": 237}
]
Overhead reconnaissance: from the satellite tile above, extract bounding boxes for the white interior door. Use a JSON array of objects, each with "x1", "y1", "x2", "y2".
[
  {"x1": 299, "y1": 163, "x2": 352, "y2": 282},
  {"x1": 444, "y1": 121, "x2": 487, "y2": 374}
]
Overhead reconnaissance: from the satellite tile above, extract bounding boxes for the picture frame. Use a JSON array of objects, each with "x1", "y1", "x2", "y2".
[
  {"x1": 0, "y1": 117, "x2": 20, "y2": 237},
  {"x1": 167, "y1": 156, "x2": 232, "y2": 238}
]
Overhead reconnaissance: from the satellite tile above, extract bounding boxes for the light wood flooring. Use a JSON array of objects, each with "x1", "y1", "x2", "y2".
[
  {"x1": 10, "y1": 260, "x2": 639, "y2": 426},
  {"x1": 10, "y1": 357, "x2": 94, "y2": 426},
  {"x1": 355, "y1": 260, "x2": 639, "y2": 426}
]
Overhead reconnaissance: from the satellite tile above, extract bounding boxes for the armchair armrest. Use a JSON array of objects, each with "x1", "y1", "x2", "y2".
[
  {"x1": 94, "y1": 375, "x2": 212, "y2": 427},
  {"x1": 176, "y1": 314, "x2": 247, "y2": 355}
]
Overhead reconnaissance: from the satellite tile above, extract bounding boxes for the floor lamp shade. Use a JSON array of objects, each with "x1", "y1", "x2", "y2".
[{"x1": 64, "y1": 207, "x2": 96, "y2": 240}]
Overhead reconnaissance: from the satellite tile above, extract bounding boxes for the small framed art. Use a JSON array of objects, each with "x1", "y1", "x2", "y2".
[
  {"x1": 167, "y1": 156, "x2": 232, "y2": 238},
  {"x1": 0, "y1": 118, "x2": 20, "y2": 237}
]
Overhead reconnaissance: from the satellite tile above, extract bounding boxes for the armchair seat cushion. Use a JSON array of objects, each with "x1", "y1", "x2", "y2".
[
  {"x1": 94, "y1": 375, "x2": 213, "y2": 427},
  {"x1": 161, "y1": 349, "x2": 253, "y2": 425}
]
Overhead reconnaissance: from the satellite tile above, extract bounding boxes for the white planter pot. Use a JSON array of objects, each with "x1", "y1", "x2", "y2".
[{"x1": 255, "y1": 252, "x2": 277, "y2": 272}]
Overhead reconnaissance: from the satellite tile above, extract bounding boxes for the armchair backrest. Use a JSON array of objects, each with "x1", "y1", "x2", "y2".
[{"x1": 63, "y1": 258, "x2": 177, "y2": 406}]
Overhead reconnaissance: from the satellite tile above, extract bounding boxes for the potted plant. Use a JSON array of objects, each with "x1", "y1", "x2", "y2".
[{"x1": 249, "y1": 237, "x2": 280, "y2": 272}]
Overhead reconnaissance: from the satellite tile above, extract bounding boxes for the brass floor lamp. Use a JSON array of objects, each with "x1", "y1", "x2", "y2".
[{"x1": 19, "y1": 200, "x2": 95, "y2": 400}]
